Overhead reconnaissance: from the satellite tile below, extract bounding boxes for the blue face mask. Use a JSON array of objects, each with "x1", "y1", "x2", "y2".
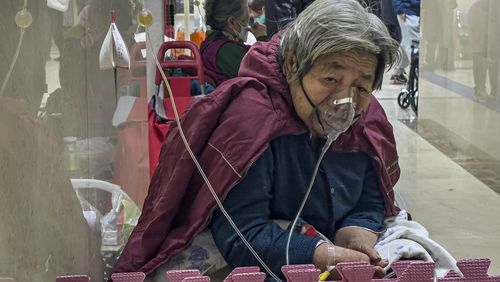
[{"x1": 256, "y1": 15, "x2": 265, "y2": 25}]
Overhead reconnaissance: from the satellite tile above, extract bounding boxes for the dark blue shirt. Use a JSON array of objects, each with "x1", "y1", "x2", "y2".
[
  {"x1": 210, "y1": 133, "x2": 385, "y2": 279},
  {"x1": 392, "y1": 0, "x2": 420, "y2": 16}
]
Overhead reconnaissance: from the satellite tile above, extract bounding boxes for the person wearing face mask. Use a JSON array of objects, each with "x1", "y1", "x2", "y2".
[
  {"x1": 113, "y1": 0, "x2": 401, "y2": 280},
  {"x1": 249, "y1": 0, "x2": 266, "y2": 25},
  {"x1": 201, "y1": 0, "x2": 267, "y2": 87}
]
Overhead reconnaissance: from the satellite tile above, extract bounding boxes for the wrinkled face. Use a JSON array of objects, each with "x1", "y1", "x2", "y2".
[{"x1": 287, "y1": 50, "x2": 378, "y2": 137}]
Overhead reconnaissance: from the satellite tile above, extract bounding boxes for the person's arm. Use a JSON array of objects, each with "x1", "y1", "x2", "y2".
[
  {"x1": 210, "y1": 147, "x2": 321, "y2": 276},
  {"x1": 334, "y1": 227, "x2": 380, "y2": 261},
  {"x1": 313, "y1": 241, "x2": 371, "y2": 271},
  {"x1": 334, "y1": 159, "x2": 386, "y2": 262}
]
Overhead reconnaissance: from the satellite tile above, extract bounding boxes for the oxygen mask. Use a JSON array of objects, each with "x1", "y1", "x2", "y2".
[{"x1": 303, "y1": 84, "x2": 357, "y2": 142}]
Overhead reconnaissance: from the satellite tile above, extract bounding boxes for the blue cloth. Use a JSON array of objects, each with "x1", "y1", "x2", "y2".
[
  {"x1": 170, "y1": 68, "x2": 215, "y2": 96},
  {"x1": 210, "y1": 133, "x2": 386, "y2": 279},
  {"x1": 392, "y1": 0, "x2": 420, "y2": 16}
]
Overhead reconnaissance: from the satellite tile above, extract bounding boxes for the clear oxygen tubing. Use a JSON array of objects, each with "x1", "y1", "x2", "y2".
[
  {"x1": 145, "y1": 29, "x2": 282, "y2": 282},
  {"x1": 285, "y1": 134, "x2": 335, "y2": 266},
  {"x1": 0, "y1": 0, "x2": 28, "y2": 99}
]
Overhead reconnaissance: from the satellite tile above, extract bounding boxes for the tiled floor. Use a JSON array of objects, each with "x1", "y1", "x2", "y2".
[{"x1": 376, "y1": 70, "x2": 500, "y2": 275}]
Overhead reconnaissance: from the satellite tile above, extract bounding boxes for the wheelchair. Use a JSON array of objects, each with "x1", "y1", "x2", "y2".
[{"x1": 397, "y1": 40, "x2": 419, "y2": 114}]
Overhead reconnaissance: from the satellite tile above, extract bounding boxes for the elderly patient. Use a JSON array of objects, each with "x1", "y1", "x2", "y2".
[{"x1": 113, "y1": 0, "x2": 400, "y2": 280}]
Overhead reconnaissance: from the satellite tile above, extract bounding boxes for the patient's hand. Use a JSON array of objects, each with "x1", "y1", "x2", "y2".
[
  {"x1": 333, "y1": 226, "x2": 388, "y2": 278},
  {"x1": 313, "y1": 243, "x2": 369, "y2": 269},
  {"x1": 346, "y1": 242, "x2": 387, "y2": 278},
  {"x1": 314, "y1": 244, "x2": 386, "y2": 279},
  {"x1": 335, "y1": 245, "x2": 372, "y2": 263},
  {"x1": 347, "y1": 240, "x2": 387, "y2": 265}
]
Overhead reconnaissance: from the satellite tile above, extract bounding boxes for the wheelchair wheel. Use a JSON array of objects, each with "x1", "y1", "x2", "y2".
[
  {"x1": 398, "y1": 90, "x2": 410, "y2": 109},
  {"x1": 409, "y1": 55, "x2": 419, "y2": 114},
  {"x1": 411, "y1": 90, "x2": 418, "y2": 113}
]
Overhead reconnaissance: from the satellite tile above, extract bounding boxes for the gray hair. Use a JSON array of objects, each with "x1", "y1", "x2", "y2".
[
  {"x1": 204, "y1": 0, "x2": 249, "y2": 31},
  {"x1": 278, "y1": 0, "x2": 400, "y2": 90}
]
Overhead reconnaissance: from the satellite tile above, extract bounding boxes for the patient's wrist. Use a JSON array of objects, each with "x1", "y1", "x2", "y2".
[{"x1": 313, "y1": 242, "x2": 330, "y2": 271}]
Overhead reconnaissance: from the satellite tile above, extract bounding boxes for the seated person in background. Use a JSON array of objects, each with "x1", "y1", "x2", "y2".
[
  {"x1": 249, "y1": 0, "x2": 265, "y2": 23},
  {"x1": 113, "y1": 0, "x2": 400, "y2": 280},
  {"x1": 201, "y1": 0, "x2": 267, "y2": 87}
]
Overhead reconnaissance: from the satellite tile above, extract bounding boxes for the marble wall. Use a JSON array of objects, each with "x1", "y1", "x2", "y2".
[{"x1": 419, "y1": 0, "x2": 500, "y2": 161}]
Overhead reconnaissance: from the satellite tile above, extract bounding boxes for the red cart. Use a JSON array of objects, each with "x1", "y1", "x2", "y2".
[{"x1": 148, "y1": 40, "x2": 206, "y2": 176}]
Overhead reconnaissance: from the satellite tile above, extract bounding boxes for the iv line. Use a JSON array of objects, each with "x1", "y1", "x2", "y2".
[
  {"x1": 145, "y1": 30, "x2": 282, "y2": 282},
  {"x1": 285, "y1": 135, "x2": 335, "y2": 265},
  {"x1": 0, "y1": 0, "x2": 29, "y2": 98},
  {"x1": 0, "y1": 29, "x2": 25, "y2": 98}
]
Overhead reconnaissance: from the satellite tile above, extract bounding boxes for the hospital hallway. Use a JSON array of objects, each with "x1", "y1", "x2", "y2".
[{"x1": 374, "y1": 69, "x2": 500, "y2": 275}]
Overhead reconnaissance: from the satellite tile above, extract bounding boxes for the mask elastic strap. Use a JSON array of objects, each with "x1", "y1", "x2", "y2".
[
  {"x1": 300, "y1": 80, "x2": 326, "y2": 131},
  {"x1": 233, "y1": 20, "x2": 247, "y2": 40},
  {"x1": 300, "y1": 79, "x2": 316, "y2": 109}
]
